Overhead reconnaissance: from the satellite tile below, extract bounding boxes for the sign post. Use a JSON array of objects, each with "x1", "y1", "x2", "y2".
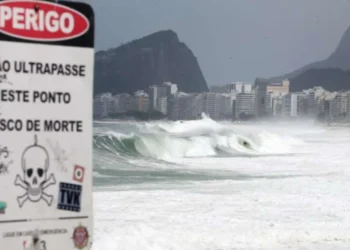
[{"x1": 0, "y1": 0, "x2": 95, "y2": 249}]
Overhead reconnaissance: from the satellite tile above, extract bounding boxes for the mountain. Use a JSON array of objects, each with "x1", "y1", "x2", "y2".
[
  {"x1": 94, "y1": 30, "x2": 208, "y2": 95},
  {"x1": 289, "y1": 68, "x2": 350, "y2": 92},
  {"x1": 269, "y1": 26, "x2": 350, "y2": 82}
]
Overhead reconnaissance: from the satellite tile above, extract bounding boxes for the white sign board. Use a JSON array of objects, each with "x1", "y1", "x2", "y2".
[{"x1": 0, "y1": 0, "x2": 94, "y2": 249}]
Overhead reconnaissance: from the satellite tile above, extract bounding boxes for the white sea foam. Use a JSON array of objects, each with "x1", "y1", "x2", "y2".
[{"x1": 92, "y1": 118, "x2": 350, "y2": 249}]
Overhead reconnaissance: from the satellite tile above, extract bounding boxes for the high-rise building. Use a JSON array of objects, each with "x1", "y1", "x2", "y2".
[
  {"x1": 325, "y1": 92, "x2": 339, "y2": 120},
  {"x1": 203, "y1": 93, "x2": 220, "y2": 119},
  {"x1": 340, "y1": 92, "x2": 348, "y2": 115},
  {"x1": 148, "y1": 82, "x2": 178, "y2": 114},
  {"x1": 156, "y1": 97, "x2": 168, "y2": 115},
  {"x1": 272, "y1": 96, "x2": 283, "y2": 117},
  {"x1": 254, "y1": 82, "x2": 268, "y2": 117},
  {"x1": 113, "y1": 93, "x2": 130, "y2": 113},
  {"x1": 347, "y1": 92, "x2": 350, "y2": 119},
  {"x1": 236, "y1": 93, "x2": 255, "y2": 119},
  {"x1": 324, "y1": 99, "x2": 331, "y2": 123},
  {"x1": 266, "y1": 79, "x2": 290, "y2": 96},
  {"x1": 148, "y1": 85, "x2": 158, "y2": 111},
  {"x1": 282, "y1": 94, "x2": 292, "y2": 117},
  {"x1": 163, "y1": 82, "x2": 178, "y2": 95},
  {"x1": 226, "y1": 82, "x2": 253, "y2": 94},
  {"x1": 128, "y1": 90, "x2": 149, "y2": 112},
  {"x1": 264, "y1": 79, "x2": 290, "y2": 118},
  {"x1": 93, "y1": 93, "x2": 112, "y2": 119},
  {"x1": 242, "y1": 83, "x2": 253, "y2": 93},
  {"x1": 168, "y1": 92, "x2": 199, "y2": 120},
  {"x1": 296, "y1": 93, "x2": 308, "y2": 117},
  {"x1": 232, "y1": 99, "x2": 236, "y2": 120},
  {"x1": 265, "y1": 93, "x2": 273, "y2": 116},
  {"x1": 201, "y1": 93, "x2": 233, "y2": 120},
  {"x1": 139, "y1": 96, "x2": 149, "y2": 113},
  {"x1": 329, "y1": 93, "x2": 342, "y2": 120},
  {"x1": 282, "y1": 93, "x2": 301, "y2": 117},
  {"x1": 220, "y1": 94, "x2": 233, "y2": 119},
  {"x1": 307, "y1": 91, "x2": 317, "y2": 118}
]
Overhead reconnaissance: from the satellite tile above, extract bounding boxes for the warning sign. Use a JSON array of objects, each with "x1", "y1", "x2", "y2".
[{"x1": 0, "y1": 0, "x2": 94, "y2": 249}]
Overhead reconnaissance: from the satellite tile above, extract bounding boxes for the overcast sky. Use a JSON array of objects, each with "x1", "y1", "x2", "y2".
[{"x1": 82, "y1": 0, "x2": 350, "y2": 85}]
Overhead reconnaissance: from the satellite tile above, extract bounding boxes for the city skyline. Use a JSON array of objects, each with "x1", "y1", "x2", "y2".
[{"x1": 93, "y1": 80, "x2": 350, "y2": 123}]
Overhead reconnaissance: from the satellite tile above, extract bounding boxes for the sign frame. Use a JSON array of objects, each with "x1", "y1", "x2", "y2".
[{"x1": 0, "y1": 0, "x2": 95, "y2": 249}]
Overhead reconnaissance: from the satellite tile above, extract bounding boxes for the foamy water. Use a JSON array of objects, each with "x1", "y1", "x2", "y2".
[{"x1": 92, "y1": 116, "x2": 350, "y2": 250}]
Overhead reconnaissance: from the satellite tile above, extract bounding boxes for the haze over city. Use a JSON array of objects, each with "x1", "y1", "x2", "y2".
[{"x1": 84, "y1": 0, "x2": 350, "y2": 84}]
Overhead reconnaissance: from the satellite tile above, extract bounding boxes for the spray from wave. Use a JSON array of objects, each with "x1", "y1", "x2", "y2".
[{"x1": 93, "y1": 114, "x2": 304, "y2": 163}]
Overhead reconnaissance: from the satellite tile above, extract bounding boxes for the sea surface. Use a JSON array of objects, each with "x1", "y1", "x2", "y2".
[{"x1": 92, "y1": 115, "x2": 350, "y2": 250}]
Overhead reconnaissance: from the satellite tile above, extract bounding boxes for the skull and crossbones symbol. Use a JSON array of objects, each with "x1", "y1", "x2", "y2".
[{"x1": 15, "y1": 135, "x2": 56, "y2": 207}]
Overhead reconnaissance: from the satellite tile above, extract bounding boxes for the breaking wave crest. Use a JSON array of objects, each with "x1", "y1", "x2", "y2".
[{"x1": 93, "y1": 114, "x2": 303, "y2": 163}]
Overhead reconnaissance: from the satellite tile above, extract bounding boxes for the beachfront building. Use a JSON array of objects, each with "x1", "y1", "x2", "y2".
[
  {"x1": 235, "y1": 93, "x2": 255, "y2": 119},
  {"x1": 148, "y1": 82, "x2": 178, "y2": 115}
]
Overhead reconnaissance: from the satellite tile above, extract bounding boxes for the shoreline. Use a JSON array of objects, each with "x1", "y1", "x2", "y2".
[{"x1": 93, "y1": 118, "x2": 350, "y2": 127}]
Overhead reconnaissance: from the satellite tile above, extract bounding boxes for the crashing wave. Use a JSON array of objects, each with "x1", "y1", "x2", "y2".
[{"x1": 93, "y1": 115, "x2": 303, "y2": 162}]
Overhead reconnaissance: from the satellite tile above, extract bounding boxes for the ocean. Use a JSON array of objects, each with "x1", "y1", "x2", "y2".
[{"x1": 92, "y1": 115, "x2": 350, "y2": 250}]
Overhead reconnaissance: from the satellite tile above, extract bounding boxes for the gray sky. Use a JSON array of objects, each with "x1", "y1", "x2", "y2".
[{"x1": 82, "y1": 0, "x2": 350, "y2": 85}]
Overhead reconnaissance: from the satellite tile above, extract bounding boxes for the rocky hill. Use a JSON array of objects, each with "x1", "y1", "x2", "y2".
[
  {"x1": 94, "y1": 30, "x2": 208, "y2": 95},
  {"x1": 289, "y1": 68, "x2": 350, "y2": 92},
  {"x1": 269, "y1": 26, "x2": 350, "y2": 83}
]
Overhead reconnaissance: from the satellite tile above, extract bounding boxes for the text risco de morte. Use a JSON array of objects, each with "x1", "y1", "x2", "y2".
[{"x1": 0, "y1": 119, "x2": 83, "y2": 132}]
